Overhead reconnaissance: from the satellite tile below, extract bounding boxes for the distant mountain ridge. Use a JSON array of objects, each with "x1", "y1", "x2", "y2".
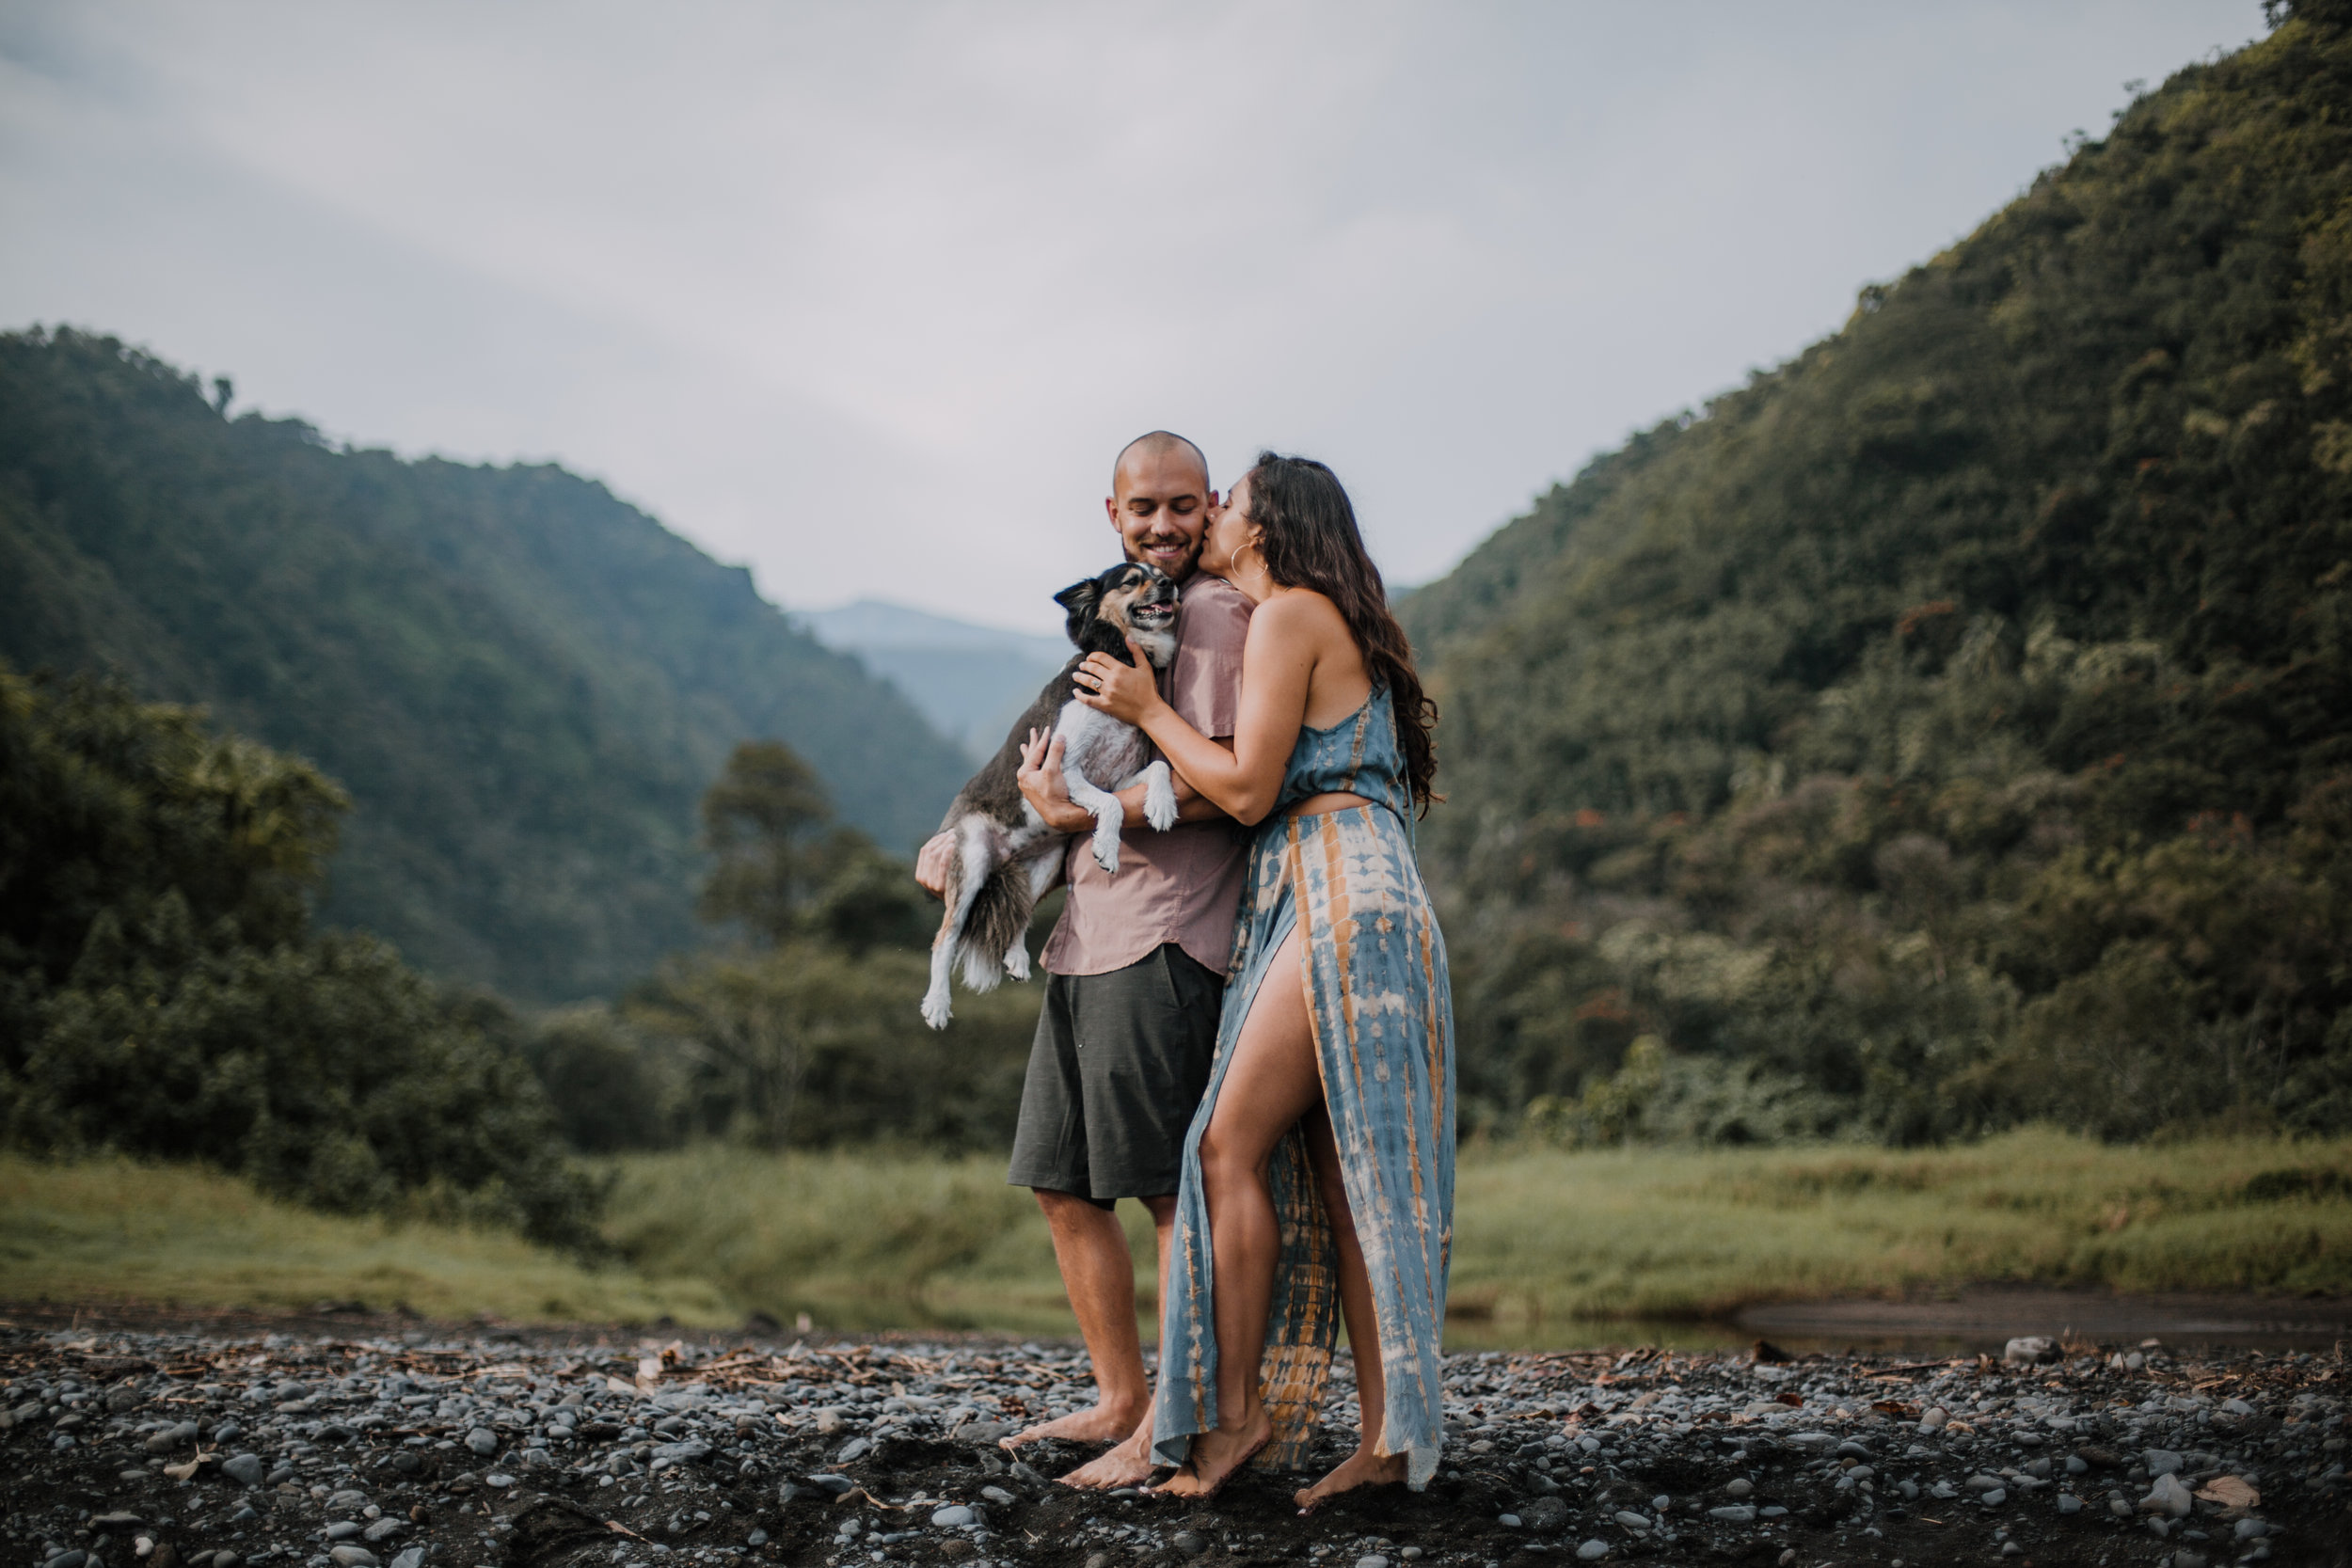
[
  {"x1": 799, "y1": 599, "x2": 1071, "y2": 761},
  {"x1": 0, "y1": 327, "x2": 972, "y2": 1002}
]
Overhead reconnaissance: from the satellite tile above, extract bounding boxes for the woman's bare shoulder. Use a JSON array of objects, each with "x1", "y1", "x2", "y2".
[{"x1": 1252, "y1": 587, "x2": 1350, "y2": 635}]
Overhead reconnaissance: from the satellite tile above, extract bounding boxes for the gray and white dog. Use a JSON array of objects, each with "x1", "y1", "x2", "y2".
[{"x1": 920, "y1": 562, "x2": 1182, "y2": 1029}]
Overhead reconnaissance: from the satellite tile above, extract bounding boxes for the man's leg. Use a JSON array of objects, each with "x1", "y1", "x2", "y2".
[
  {"x1": 1057, "y1": 1192, "x2": 1176, "y2": 1488},
  {"x1": 1003, "y1": 1189, "x2": 1151, "y2": 1449}
]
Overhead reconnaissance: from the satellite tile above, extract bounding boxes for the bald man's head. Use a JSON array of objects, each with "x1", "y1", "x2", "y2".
[
  {"x1": 1113, "y1": 430, "x2": 1210, "y2": 492},
  {"x1": 1106, "y1": 430, "x2": 1215, "y2": 579}
]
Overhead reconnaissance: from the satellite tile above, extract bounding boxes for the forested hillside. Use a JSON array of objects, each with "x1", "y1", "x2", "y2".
[
  {"x1": 0, "y1": 330, "x2": 970, "y2": 1001},
  {"x1": 1406, "y1": 1, "x2": 2352, "y2": 1142}
]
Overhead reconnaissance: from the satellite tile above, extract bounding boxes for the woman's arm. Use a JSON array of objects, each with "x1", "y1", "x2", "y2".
[{"x1": 1078, "y1": 595, "x2": 1321, "y2": 826}]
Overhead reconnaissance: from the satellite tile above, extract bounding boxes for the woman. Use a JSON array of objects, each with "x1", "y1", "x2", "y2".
[{"x1": 1072, "y1": 451, "x2": 1453, "y2": 1511}]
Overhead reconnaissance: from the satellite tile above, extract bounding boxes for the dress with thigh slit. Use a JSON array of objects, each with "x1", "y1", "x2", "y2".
[{"x1": 1150, "y1": 685, "x2": 1454, "y2": 1488}]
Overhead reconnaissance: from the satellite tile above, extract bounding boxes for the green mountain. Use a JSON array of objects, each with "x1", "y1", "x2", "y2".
[
  {"x1": 0, "y1": 328, "x2": 971, "y2": 1002},
  {"x1": 1406, "y1": 1, "x2": 2352, "y2": 1142}
]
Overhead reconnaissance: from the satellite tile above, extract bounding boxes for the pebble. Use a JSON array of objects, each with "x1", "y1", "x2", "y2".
[
  {"x1": 931, "y1": 1505, "x2": 976, "y2": 1528},
  {"x1": 464, "y1": 1427, "x2": 496, "y2": 1455},
  {"x1": 361, "y1": 1520, "x2": 404, "y2": 1543},
  {"x1": 388, "y1": 1550, "x2": 423, "y2": 1568},
  {"x1": 1575, "y1": 1542, "x2": 1609, "y2": 1561},
  {"x1": 1725, "y1": 1478, "x2": 1753, "y2": 1497},
  {"x1": 2233, "y1": 1519, "x2": 2268, "y2": 1541},
  {"x1": 1355, "y1": 1557, "x2": 1390, "y2": 1568},
  {"x1": 326, "y1": 1550, "x2": 376, "y2": 1568},
  {"x1": 1708, "y1": 1506, "x2": 1757, "y2": 1523},
  {"x1": 1980, "y1": 1486, "x2": 2007, "y2": 1506},
  {"x1": 1171, "y1": 1531, "x2": 1209, "y2": 1558},
  {"x1": 2141, "y1": 1473, "x2": 2195, "y2": 1518},
  {"x1": 2056, "y1": 1494, "x2": 2082, "y2": 1515},
  {"x1": 2144, "y1": 1448, "x2": 2185, "y2": 1475}
]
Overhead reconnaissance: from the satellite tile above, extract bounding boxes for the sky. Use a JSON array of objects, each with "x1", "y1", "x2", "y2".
[{"x1": 0, "y1": 1, "x2": 2267, "y2": 635}]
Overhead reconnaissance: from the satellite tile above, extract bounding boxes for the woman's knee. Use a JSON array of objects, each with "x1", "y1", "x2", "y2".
[{"x1": 1197, "y1": 1126, "x2": 1271, "y2": 1195}]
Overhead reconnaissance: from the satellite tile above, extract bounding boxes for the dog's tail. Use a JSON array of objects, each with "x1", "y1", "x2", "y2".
[{"x1": 956, "y1": 862, "x2": 1035, "y2": 991}]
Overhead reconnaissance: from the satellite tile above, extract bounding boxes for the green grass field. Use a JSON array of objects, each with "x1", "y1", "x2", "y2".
[{"x1": 6, "y1": 1131, "x2": 2349, "y2": 1341}]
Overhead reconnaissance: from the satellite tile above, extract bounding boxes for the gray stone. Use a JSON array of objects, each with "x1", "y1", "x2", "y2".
[
  {"x1": 2144, "y1": 1449, "x2": 2185, "y2": 1476},
  {"x1": 2057, "y1": 1494, "x2": 2083, "y2": 1515},
  {"x1": 144, "y1": 1422, "x2": 198, "y2": 1453},
  {"x1": 1834, "y1": 1440, "x2": 1872, "y2": 1459},
  {"x1": 930, "y1": 1506, "x2": 976, "y2": 1528},
  {"x1": 1785, "y1": 1431, "x2": 1835, "y2": 1450},
  {"x1": 1355, "y1": 1558, "x2": 1391, "y2": 1568},
  {"x1": 324, "y1": 1524, "x2": 362, "y2": 1542},
  {"x1": 327, "y1": 1491, "x2": 369, "y2": 1513},
  {"x1": 1708, "y1": 1506, "x2": 1757, "y2": 1523},
  {"x1": 1497, "y1": 1514, "x2": 1521, "y2": 1528},
  {"x1": 464, "y1": 1428, "x2": 497, "y2": 1456},
  {"x1": 1981, "y1": 1487, "x2": 2008, "y2": 1506},
  {"x1": 1966, "y1": 1475, "x2": 2004, "y2": 1492},
  {"x1": 812, "y1": 1408, "x2": 847, "y2": 1434},
  {"x1": 1724, "y1": 1478, "x2": 1753, "y2": 1498},
  {"x1": 1519, "y1": 1497, "x2": 1570, "y2": 1534},
  {"x1": 651, "y1": 1441, "x2": 710, "y2": 1464},
  {"x1": 2169, "y1": 1555, "x2": 2207, "y2": 1568},
  {"x1": 2140, "y1": 1473, "x2": 2194, "y2": 1518},
  {"x1": 362, "y1": 1521, "x2": 404, "y2": 1544},
  {"x1": 1576, "y1": 1543, "x2": 1609, "y2": 1561},
  {"x1": 1917, "y1": 1407, "x2": 1949, "y2": 1432},
  {"x1": 223, "y1": 1451, "x2": 265, "y2": 1487},
  {"x1": 2233, "y1": 1519, "x2": 2268, "y2": 1541},
  {"x1": 1612, "y1": 1511, "x2": 1650, "y2": 1531},
  {"x1": 978, "y1": 1485, "x2": 1015, "y2": 1505},
  {"x1": 1170, "y1": 1533, "x2": 1208, "y2": 1559},
  {"x1": 804, "y1": 1474, "x2": 856, "y2": 1496},
  {"x1": 484, "y1": 1473, "x2": 515, "y2": 1488},
  {"x1": 2004, "y1": 1337, "x2": 2058, "y2": 1365},
  {"x1": 326, "y1": 1551, "x2": 377, "y2": 1568},
  {"x1": 955, "y1": 1421, "x2": 1012, "y2": 1446}
]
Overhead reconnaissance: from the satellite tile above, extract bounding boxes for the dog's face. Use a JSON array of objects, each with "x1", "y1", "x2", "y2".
[{"x1": 1054, "y1": 562, "x2": 1179, "y2": 657}]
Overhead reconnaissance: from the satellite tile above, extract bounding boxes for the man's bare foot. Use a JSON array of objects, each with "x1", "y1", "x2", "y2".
[
  {"x1": 1059, "y1": 1426, "x2": 1156, "y2": 1490},
  {"x1": 1147, "y1": 1412, "x2": 1272, "y2": 1500},
  {"x1": 999, "y1": 1403, "x2": 1141, "y2": 1451},
  {"x1": 1294, "y1": 1444, "x2": 1407, "y2": 1513}
]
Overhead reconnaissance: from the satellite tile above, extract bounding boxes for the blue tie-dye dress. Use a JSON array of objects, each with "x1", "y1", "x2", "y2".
[{"x1": 1150, "y1": 686, "x2": 1455, "y2": 1489}]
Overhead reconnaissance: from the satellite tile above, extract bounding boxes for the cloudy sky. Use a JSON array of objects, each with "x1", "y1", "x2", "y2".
[{"x1": 1, "y1": 1, "x2": 2263, "y2": 633}]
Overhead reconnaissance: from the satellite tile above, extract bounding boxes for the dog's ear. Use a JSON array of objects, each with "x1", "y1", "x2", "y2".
[{"x1": 1053, "y1": 578, "x2": 1101, "y2": 615}]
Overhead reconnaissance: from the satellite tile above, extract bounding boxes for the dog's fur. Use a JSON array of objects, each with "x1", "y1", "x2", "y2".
[{"x1": 920, "y1": 562, "x2": 1182, "y2": 1029}]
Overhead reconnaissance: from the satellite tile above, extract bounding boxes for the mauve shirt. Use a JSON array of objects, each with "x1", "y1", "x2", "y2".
[{"x1": 1041, "y1": 574, "x2": 1255, "y2": 978}]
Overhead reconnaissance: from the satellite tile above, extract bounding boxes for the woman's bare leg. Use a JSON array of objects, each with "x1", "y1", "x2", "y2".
[
  {"x1": 1149, "y1": 927, "x2": 1322, "y2": 1498},
  {"x1": 1293, "y1": 1105, "x2": 1409, "y2": 1510}
]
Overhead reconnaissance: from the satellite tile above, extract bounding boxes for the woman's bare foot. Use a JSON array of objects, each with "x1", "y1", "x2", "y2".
[
  {"x1": 1294, "y1": 1444, "x2": 1407, "y2": 1513},
  {"x1": 1058, "y1": 1423, "x2": 1157, "y2": 1489},
  {"x1": 1147, "y1": 1411, "x2": 1273, "y2": 1500},
  {"x1": 1000, "y1": 1402, "x2": 1143, "y2": 1452}
]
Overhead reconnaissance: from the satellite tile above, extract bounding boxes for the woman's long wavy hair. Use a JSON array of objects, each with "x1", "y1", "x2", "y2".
[{"x1": 1240, "y1": 451, "x2": 1439, "y2": 814}]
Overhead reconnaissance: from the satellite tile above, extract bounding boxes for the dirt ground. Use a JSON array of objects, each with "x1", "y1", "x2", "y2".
[{"x1": 3, "y1": 1304, "x2": 2344, "y2": 1568}]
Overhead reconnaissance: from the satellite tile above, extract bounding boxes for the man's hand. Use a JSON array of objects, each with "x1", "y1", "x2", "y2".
[
  {"x1": 915, "y1": 831, "x2": 956, "y2": 897},
  {"x1": 1018, "y1": 729, "x2": 1095, "y2": 833}
]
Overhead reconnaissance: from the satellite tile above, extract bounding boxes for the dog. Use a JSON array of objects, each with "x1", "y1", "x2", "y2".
[{"x1": 920, "y1": 561, "x2": 1182, "y2": 1029}]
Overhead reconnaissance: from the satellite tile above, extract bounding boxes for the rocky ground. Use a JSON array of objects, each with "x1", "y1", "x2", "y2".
[{"x1": 4, "y1": 1317, "x2": 2345, "y2": 1568}]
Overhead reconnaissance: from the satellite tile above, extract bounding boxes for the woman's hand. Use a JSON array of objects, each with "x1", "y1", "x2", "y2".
[
  {"x1": 1016, "y1": 728, "x2": 1096, "y2": 833},
  {"x1": 1074, "y1": 638, "x2": 1168, "y2": 724}
]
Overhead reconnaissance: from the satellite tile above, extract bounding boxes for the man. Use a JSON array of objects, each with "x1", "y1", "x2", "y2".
[{"x1": 915, "y1": 431, "x2": 1251, "y2": 1488}]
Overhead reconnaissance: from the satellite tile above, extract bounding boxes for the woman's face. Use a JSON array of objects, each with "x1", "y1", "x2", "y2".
[{"x1": 1200, "y1": 472, "x2": 1262, "y2": 578}]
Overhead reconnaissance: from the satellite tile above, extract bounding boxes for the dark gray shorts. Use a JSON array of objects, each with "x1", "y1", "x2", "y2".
[{"x1": 1007, "y1": 942, "x2": 1222, "y2": 1205}]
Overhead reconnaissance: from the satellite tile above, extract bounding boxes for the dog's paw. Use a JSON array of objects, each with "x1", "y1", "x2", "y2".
[
  {"x1": 1090, "y1": 824, "x2": 1122, "y2": 875},
  {"x1": 920, "y1": 987, "x2": 952, "y2": 1030},
  {"x1": 1004, "y1": 945, "x2": 1032, "y2": 981},
  {"x1": 1142, "y1": 765, "x2": 1178, "y2": 831}
]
